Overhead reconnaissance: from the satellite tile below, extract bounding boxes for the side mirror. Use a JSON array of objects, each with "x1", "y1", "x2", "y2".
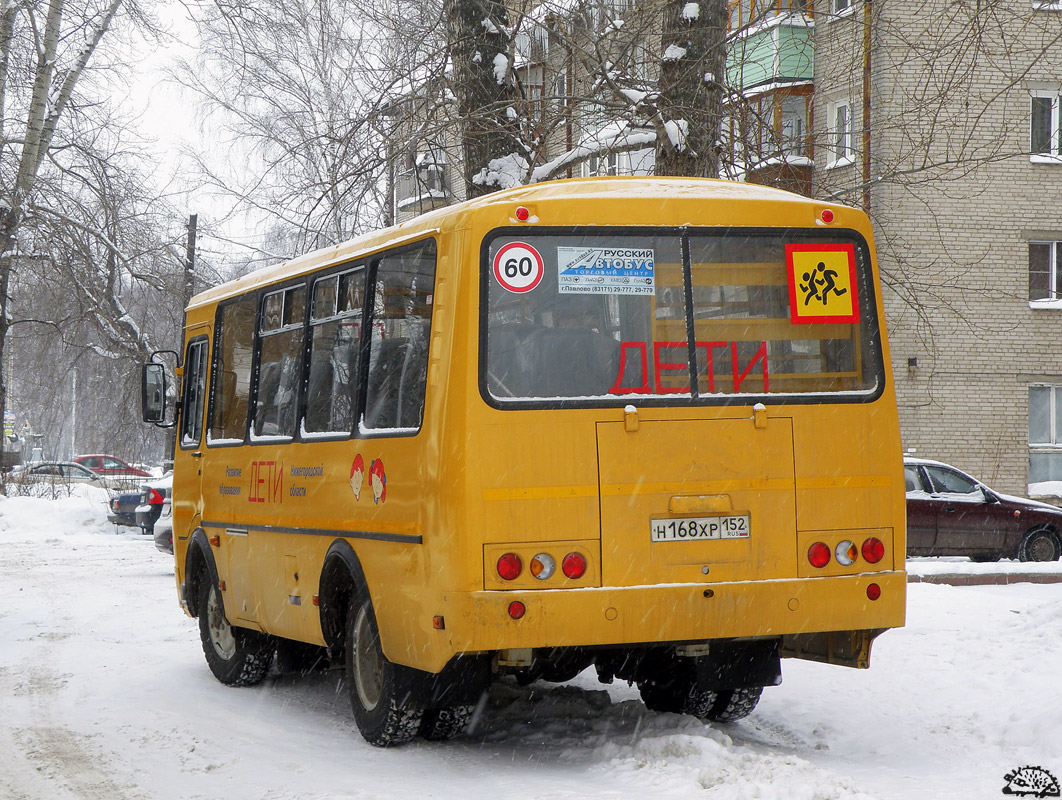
[
  {"x1": 142, "y1": 363, "x2": 167, "y2": 423},
  {"x1": 982, "y1": 487, "x2": 999, "y2": 504}
]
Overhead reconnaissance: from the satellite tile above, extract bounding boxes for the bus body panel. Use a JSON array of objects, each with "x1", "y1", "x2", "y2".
[{"x1": 163, "y1": 177, "x2": 904, "y2": 684}]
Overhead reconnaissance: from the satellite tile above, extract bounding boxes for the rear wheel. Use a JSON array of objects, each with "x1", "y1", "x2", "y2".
[
  {"x1": 419, "y1": 704, "x2": 476, "y2": 741},
  {"x1": 197, "y1": 579, "x2": 273, "y2": 686},
  {"x1": 637, "y1": 662, "x2": 719, "y2": 718},
  {"x1": 1018, "y1": 528, "x2": 1061, "y2": 562},
  {"x1": 346, "y1": 597, "x2": 423, "y2": 747},
  {"x1": 704, "y1": 687, "x2": 763, "y2": 722}
]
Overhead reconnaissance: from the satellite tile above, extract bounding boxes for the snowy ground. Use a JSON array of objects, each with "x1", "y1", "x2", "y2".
[{"x1": 1, "y1": 491, "x2": 1060, "y2": 800}]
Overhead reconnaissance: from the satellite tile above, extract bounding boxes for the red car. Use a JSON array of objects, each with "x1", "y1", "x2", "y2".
[
  {"x1": 905, "y1": 457, "x2": 1062, "y2": 562},
  {"x1": 74, "y1": 454, "x2": 151, "y2": 478}
]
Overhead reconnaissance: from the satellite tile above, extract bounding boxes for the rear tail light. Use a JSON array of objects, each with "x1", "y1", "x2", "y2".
[
  {"x1": 529, "y1": 553, "x2": 555, "y2": 580},
  {"x1": 147, "y1": 488, "x2": 164, "y2": 505},
  {"x1": 561, "y1": 552, "x2": 587, "y2": 579},
  {"x1": 835, "y1": 540, "x2": 858, "y2": 566},
  {"x1": 508, "y1": 601, "x2": 526, "y2": 619},
  {"x1": 808, "y1": 542, "x2": 831, "y2": 568},
  {"x1": 866, "y1": 583, "x2": 882, "y2": 601},
  {"x1": 862, "y1": 537, "x2": 885, "y2": 564},
  {"x1": 497, "y1": 553, "x2": 522, "y2": 581}
]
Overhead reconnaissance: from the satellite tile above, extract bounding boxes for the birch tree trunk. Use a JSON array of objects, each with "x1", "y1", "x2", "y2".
[{"x1": 0, "y1": 0, "x2": 124, "y2": 484}]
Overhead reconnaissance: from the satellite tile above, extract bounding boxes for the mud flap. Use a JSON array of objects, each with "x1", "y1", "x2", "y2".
[
  {"x1": 780, "y1": 628, "x2": 885, "y2": 669},
  {"x1": 694, "y1": 639, "x2": 782, "y2": 691}
]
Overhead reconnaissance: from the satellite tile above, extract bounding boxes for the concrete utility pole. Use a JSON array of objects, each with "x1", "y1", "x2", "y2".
[{"x1": 184, "y1": 214, "x2": 197, "y2": 313}]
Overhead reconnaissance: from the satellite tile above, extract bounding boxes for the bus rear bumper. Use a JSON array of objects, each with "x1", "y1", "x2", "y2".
[{"x1": 440, "y1": 571, "x2": 906, "y2": 663}]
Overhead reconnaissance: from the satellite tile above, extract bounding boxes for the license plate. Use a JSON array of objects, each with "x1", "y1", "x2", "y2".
[{"x1": 650, "y1": 515, "x2": 750, "y2": 542}]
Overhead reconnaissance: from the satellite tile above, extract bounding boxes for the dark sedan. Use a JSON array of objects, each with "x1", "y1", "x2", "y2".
[
  {"x1": 905, "y1": 457, "x2": 1062, "y2": 562},
  {"x1": 107, "y1": 490, "x2": 142, "y2": 529},
  {"x1": 136, "y1": 474, "x2": 172, "y2": 554}
]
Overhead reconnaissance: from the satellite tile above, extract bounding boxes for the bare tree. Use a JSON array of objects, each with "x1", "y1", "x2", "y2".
[{"x1": 1, "y1": 0, "x2": 130, "y2": 472}]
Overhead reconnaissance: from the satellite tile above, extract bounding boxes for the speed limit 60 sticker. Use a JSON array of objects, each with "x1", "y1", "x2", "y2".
[{"x1": 493, "y1": 242, "x2": 544, "y2": 294}]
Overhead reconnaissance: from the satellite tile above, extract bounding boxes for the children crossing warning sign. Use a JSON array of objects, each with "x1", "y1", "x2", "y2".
[{"x1": 785, "y1": 243, "x2": 860, "y2": 324}]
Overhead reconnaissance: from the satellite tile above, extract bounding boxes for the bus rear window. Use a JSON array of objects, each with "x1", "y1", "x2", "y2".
[{"x1": 483, "y1": 229, "x2": 882, "y2": 405}]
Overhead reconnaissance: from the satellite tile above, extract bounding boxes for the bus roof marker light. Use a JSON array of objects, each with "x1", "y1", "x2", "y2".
[
  {"x1": 821, "y1": 208, "x2": 835, "y2": 224},
  {"x1": 515, "y1": 206, "x2": 531, "y2": 222}
]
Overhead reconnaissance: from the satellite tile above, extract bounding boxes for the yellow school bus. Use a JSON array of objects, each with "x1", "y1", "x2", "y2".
[{"x1": 142, "y1": 177, "x2": 905, "y2": 747}]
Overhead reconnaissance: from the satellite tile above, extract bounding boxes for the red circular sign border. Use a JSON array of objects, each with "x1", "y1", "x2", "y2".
[{"x1": 493, "y1": 242, "x2": 545, "y2": 294}]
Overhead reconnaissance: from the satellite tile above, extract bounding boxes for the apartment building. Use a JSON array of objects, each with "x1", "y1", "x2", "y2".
[{"x1": 391, "y1": 0, "x2": 1062, "y2": 497}]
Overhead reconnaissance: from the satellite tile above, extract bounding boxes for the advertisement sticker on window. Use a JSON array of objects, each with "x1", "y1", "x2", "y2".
[
  {"x1": 557, "y1": 246, "x2": 655, "y2": 295},
  {"x1": 785, "y1": 243, "x2": 860, "y2": 324}
]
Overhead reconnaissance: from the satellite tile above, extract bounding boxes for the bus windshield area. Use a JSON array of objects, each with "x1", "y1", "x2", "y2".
[{"x1": 484, "y1": 229, "x2": 883, "y2": 404}]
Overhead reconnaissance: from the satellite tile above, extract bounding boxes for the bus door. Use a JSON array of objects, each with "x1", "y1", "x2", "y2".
[
  {"x1": 175, "y1": 330, "x2": 211, "y2": 553},
  {"x1": 597, "y1": 418, "x2": 796, "y2": 587},
  {"x1": 204, "y1": 295, "x2": 263, "y2": 627}
]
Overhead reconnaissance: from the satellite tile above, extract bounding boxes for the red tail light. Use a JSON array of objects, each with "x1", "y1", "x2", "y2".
[
  {"x1": 147, "y1": 488, "x2": 164, "y2": 505},
  {"x1": 808, "y1": 542, "x2": 831, "y2": 568},
  {"x1": 867, "y1": 583, "x2": 882, "y2": 601},
  {"x1": 862, "y1": 537, "x2": 885, "y2": 564},
  {"x1": 497, "y1": 553, "x2": 522, "y2": 581},
  {"x1": 561, "y1": 552, "x2": 587, "y2": 579},
  {"x1": 508, "y1": 601, "x2": 526, "y2": 619}
]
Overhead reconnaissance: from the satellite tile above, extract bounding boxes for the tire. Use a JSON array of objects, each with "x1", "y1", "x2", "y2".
[
  {"x1": 637, "y1": 662, "x2": 718, "y2": 718},
  {"x1": 1018, "y1": 528, "x2": 1062, "y2": 562},
  {"x1": 419, "y1": 704, "x2": 476, "y2": 741},
  {"x1": 197, "y1": 579, "x2": 273, "y2": 686},
  {"x1": 346, "y1": 596, "x2": 424, "y2": 747},
  {"x1": 704, "y1": 687, "x2": 763, "y2": 722}
]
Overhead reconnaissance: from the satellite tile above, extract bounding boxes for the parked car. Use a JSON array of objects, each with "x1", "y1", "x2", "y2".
[
  {"x1": 137, "y1": 473, "x2": 172, "y2": 554},
  {"x1": 905, "y1": 457, "x2": 1062, "y2": 561},
  {"x1": 74, "y1": 454, "x2": 151, "y2": 478},
  {"x1": 107, "y1": 490, "x2": 142, "y2": 528},
  {"x1": 10, "y1": 461, "x2": 140, "y2": 491}
]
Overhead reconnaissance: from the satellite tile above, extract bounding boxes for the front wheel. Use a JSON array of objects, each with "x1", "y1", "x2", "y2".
[
  {"x1": 197, "y1": 579, "x2": 273, "y2": 686},
  {"x1": 1018, "y1": 529, "x2": 1061, "y2": 562},
  {"x1": 346, "y1": 597, "x2": 423, "y2": 747}
]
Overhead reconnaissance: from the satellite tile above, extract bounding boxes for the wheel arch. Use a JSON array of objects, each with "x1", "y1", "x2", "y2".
[
  {"x1": 1018, "y1": 524, "x2": 1062, "y2": 561},
  {"x1": 318, "y1": 539, "x2": 369, "y2": 658},
  {"x1": 184, "y1": 527, "x2": 220, "y2": 618}
]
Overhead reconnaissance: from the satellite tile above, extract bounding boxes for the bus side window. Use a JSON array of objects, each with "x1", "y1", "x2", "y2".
[
  {"x1": 180, "y1": 338, "x2": 209, "y2": 447},
  {"x1": 253, "y1": 285, "x2": 305, "y2": 439},
  {"x1": 363, "y1": 241, "x2": 437, "y2": 431},
  {"x1": 305, "y1": 267, "x2": 364, "y2": 435},
  {"x1": 209, "y1": 295, "x2": 256, "y2": 443}
]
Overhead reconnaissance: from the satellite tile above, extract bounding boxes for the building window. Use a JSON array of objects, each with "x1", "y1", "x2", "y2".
[
  {"x1": 1032, "y1": 93, "x2": 1062, "y2": 158},
  {"x1": 585, "y1": 152, "x2": 619, "y2": 176},
  {"x1": 831, "y1": 0, "x2": 852, "y2": 14},
  {"x1": 781, "y1": 97, "x2": 807, "y2": 156},
  {"x1": 827, "y1": 100, "x2": 853, "y2": 167},
  {"x1": 1030, "y1": 240, "x2": 1062, "y2": 301},
  {"x1": 1029, "y1": 386, "x2": 1062, "y2": 483}
]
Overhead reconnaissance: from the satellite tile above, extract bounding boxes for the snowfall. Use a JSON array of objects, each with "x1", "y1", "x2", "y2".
[{"x1": 2, "y1": 490, "x2": 1061, "y2": 800}]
